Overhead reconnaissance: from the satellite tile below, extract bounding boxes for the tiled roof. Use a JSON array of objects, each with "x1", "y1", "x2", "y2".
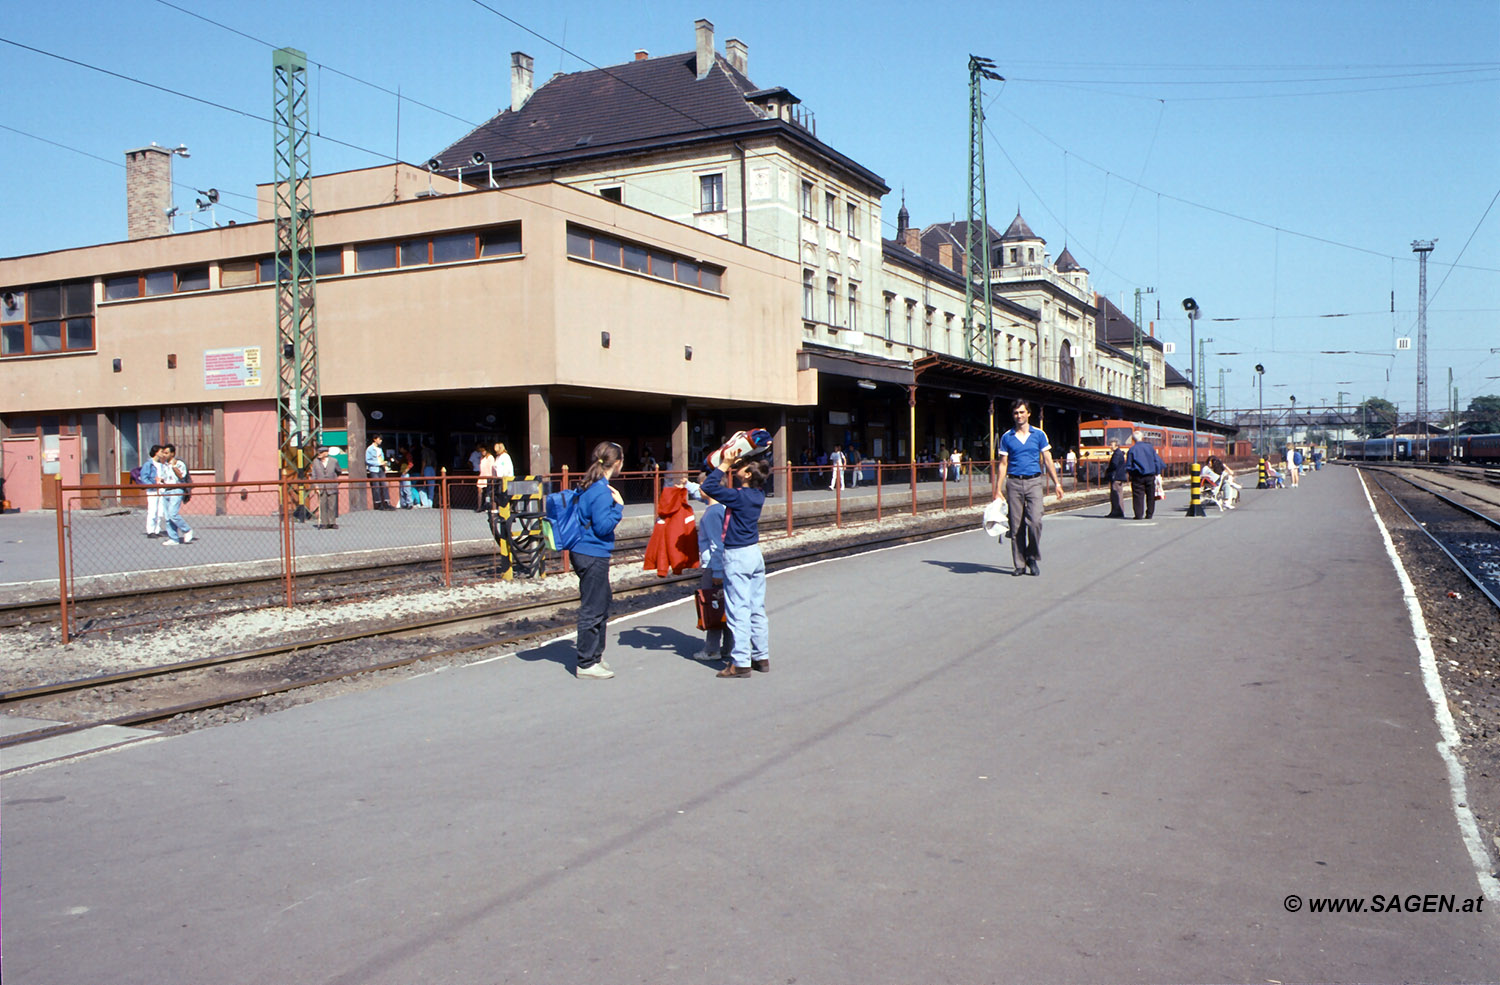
[
  {"x1": 1055, "y1": 247, "x2": 1085, "y2": 272},
  {"x1": 1000, "y1": 212, "x2": 1043, "y2": 243},
  {"x1": 1095, "y1": 294, "x2": 1164, "y2": 352},
  {"x1": 431, "y1": 51, "x2": 886, "y2": 191}
]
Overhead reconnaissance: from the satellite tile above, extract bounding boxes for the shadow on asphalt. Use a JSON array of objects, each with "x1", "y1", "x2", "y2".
[{"x1": 922, "y1": 559, "x2": 1011, "y2": 575}]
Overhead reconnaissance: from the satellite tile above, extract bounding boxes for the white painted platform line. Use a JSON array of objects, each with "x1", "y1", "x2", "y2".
[{"x1": 1358, "y1": 470, "x2": 1500, "y2": 905}]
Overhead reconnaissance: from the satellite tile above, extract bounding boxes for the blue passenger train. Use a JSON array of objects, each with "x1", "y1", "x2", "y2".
[{"x1": 1343, "y1": 434, "x2": 1500, "y2": 463}]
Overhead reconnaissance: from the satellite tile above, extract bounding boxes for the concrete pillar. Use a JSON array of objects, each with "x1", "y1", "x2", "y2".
[
  {"x1": 527, "y1": 387, "x2": 551, "y2": 477},
  {"x1": 211, "y1": 406, "x2": 226, "y2": 515},
  {"x1": 670, "y1": 399, "x2": 688, "y2": 477},
  {"x1": 346, "y1": 399, "x2": 368, "y2": 510},
  {"x1": 772, "y1": 410, "x2": 788, "y2": 498}
]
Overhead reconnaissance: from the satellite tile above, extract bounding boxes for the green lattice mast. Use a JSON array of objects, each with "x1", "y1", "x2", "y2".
[
  {"x1": 964, "y1": 55, "x2": 1003, "y2": 365},
  {"x1": 1132, "y1": 287, "x2": 1153, "y2": 402},
  {"x1": 273, "y1": 47, "x2": 322, "y2": 473}
]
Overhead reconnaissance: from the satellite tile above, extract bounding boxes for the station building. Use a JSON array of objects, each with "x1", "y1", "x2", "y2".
[{"x1": 1, "y1": 17, "x2": 1215, "y2": 511}]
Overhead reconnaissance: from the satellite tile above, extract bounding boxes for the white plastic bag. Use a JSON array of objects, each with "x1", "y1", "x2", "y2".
[{"x1": 982, "y1": 497, "x2": 1009, "y2": 537}]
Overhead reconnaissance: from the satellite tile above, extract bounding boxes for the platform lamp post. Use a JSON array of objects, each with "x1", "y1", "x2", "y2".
[
  {"x1": 1183, "y1": 298, "x2": 1205, "y2": 516},
  {"x1": 1255, "y1": 363, "x2": 1265, "y2": 456}
]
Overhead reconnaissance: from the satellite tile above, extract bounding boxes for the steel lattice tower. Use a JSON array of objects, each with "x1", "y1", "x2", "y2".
[
  {"x1": 964, "y1": 56, "x2": 1002, "y2": 366},
  {"x1": 273, "y1": 47, "x2": 322, "y2": 473},
  {"x1": 1132, "y1": 287, "x2": 1153, "y2": 402},
  {"x1": 1411, "y1": 239, "x2": 1435, "y2": 457}
]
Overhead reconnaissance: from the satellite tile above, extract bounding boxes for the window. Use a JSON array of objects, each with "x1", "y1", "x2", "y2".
[
  {"x1": 220, "y1": 260, "x2": 259, "y2": 288},
  {"x1": 1009, "y1": 248, "x2": 1017, "y2": 263},
  {"x1": 803, "y1": 270, "x2": 815, "y2": 320},
  {"x1": 699, "y1": 173, "x2": 725, "y2": 213},
  {"x1": 883, "y1": 294, "x2": 893, "y2": 338},
  {"x1": 479, "y1": 226, "x2": 522, "y2": 256},
  {"x1": 258, "y1": 249, "x2": 344, "y2": 282},
  {"x1": 1028, "y1": 247, "x2": 1035, "y2": 262},
  {"x1": 827, "y1": 277, "x2": 838, "y2": 326},
  {"x1": 598, "y1": 186, "x2": 623, "y2": 203},
  {"x1": 848, "y1": 284, "x2": 858, "y2": 332},
  {"x1": 905, "y1": 300, "x2": 915, "y2": 343},
  {"x1": 144, "y1": 270, "x2": 176, "y2": 296},
  {"x1": 177, "y1": 267, "x2": 210, "y2": 292},
  {"x1": 800, "y1": 180, "x2": 814, "y2": 218},
  {"x1": 105, "y1": 275, "x2": 141, "y2": 300},
  {"x1": 565, "y1": 224, "x2": 724, "y2": 292},
  {"x1": 924, "y1": 307, "x2": 934, "y2": 349},
  {"x1": 847, "y1": 202, "x2": 858, "y2": 237},
  {"x1": 1, "y1": 281, "x2": 95, "y2": 357},
  {"x1": 355, "y1": 226, "x2": 517, "y2": 272},
  {"x1": 825, "y1": 192, "x2": 837, "y2": 228}
]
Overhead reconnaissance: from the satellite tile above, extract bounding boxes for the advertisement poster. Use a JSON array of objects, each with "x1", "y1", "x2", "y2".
[{"x1": 204, "y1": 346, "x2": 262, "y2": 390}]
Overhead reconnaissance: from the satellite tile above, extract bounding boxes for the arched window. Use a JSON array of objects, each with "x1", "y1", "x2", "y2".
[{"x1": 1059, "y1": 340, "x2": 1075, "y2": 386}]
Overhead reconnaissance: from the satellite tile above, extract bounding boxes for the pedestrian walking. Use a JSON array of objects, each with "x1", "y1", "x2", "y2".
[
  {"x1": 702, "y1": 451, "x2": 771, "y2": 677},
  {"x1": 1125, "y1": 430, "x2": 1165, "y2": 520},
  {"x1": 158, "y1": 445, "x2": 195, "y2": 545},
  {"x1": 828, "y1": 445, "x2": 846, "y2": 490},
  {"x1": 850, "y1": 446, "x2": 863, "y2": 486},
  {"x1": 1286, "y1": 445, "x2": 1299, "y2": 488},
  {"x1": 1105, "y1": 438, "x2": 1129, "y2": 518},
  {"x1": 573, "y1": 441, "x2": 626, "y2": 680},
  {"x1": 142, "y1": 444, "x2": 166, "y2": 537},
  {"x1": 312, "y1": 446, "x2": 341, "y2": 528},
  {"x1": 995, "y1": 400, "x2": 1065, "y2": 576}
]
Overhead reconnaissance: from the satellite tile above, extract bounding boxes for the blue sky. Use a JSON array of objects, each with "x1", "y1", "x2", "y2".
[{"x1": 4, "y1": 0, "x2": 1498, "y2": 413}]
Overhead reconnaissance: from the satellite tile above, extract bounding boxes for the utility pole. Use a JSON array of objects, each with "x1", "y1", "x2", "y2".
[
  {"x1": 1132, "y1": 287, "x2": 1154, "y2": 403},
  {"x1": 964, "y1": 55, "x2": 1002, "y2": 366},
  {"x1": 273, "y1": 48, "x2": 322, "y2": 482},
  {"x1": 1196, "y1": 335, "x2": 1213, "y2": 419},
  {"x1": 1217, "y1": 367, "x2": 1232, "y2": 419},
  {"x1": 1412, "y1": 239, "x2": 1435, "y2": 460}
]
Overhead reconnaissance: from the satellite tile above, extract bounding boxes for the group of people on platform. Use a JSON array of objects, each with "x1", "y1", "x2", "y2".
[
  {"x1": 138, "y1": 443, "x2": 195, "y2": 546},
  {"x1": 569, "y1": 440, "x2": 772, "y2": 682}
]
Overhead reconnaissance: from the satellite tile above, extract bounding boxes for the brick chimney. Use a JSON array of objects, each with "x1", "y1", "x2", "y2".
[
  {"x1": 903, "y1": 227, "x2": 921, "y2": 253},
  {"x1": 510, "y1": 52, "x2": 534, "y2": 113},
  {"x1": 635, "y1": 49, "x2": 650, "y2": 61},
  {"x1": 938, "y1": 243, "x2": 954, "y2": 270},
  {"x1": 695, "y1": 19, "x2": 714, "y2": 80},
  {"x1": 125, "y1": 144, "x2": 174, "y2": 240},
  {"x1": 725, "y1": 38, "x2": 748, "y2": 75}
]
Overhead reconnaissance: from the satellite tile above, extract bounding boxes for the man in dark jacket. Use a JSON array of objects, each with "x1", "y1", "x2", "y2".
[
  {"x1": 1125, "y1": 430, "x2": 1166, "y2": 520},
  {"x1": 1105, "y1": 439, "x2": 1129, "y2": 518}
]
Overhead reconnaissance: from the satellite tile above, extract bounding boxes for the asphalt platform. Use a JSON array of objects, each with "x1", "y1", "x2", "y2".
[{"x1": 5, "y1": 465, "x2": 1498, "y2": 983}]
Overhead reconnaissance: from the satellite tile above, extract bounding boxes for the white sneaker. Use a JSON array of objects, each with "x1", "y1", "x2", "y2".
[
  {"x1": 162, "y1": 539, "x2": 179, "y2": 546},
  {"x1": 183, "y1": 530, "x2": 195, "y2": 544},
  {"x1": 577, "y1": 663, "x2": 614, "y2": 679},
  {"x1": 692, "y1": 649, "x2": 721, "y2": 662}
]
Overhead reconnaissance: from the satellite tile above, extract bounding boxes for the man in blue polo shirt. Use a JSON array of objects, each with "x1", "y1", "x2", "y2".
[{"x1": 995, "y1": 399, "x2": 1066, "y2": 576}]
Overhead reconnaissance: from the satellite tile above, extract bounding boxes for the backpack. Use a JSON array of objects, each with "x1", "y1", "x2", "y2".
[
  {"x1": 129, "y1": 464, "x2": 147, "y2": 485},
  {"x1": 179, "y1": 466, "x2": 193, "y2": 503},
  {"x1": 543, "y1": 487, "x2": 590, "y2": 551}
]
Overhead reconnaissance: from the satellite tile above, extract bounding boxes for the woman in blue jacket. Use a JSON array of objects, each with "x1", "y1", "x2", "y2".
[
  {"x1": 701, "y1": 452, "x2": 771, "y2": 678},
  {"x1": 572, "y1": 441, "x2": 625, "y2": 679}
]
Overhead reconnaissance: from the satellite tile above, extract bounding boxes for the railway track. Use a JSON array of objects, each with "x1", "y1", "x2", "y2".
[
  {"x1": 1366, "y1": 469, "x2": 1500, "y2": 610},
  {"x1": 1, "y1": 510, "x2": 995, "y2": 752}
]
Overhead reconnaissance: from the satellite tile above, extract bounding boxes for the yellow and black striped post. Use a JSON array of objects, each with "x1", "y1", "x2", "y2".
[
  {"x1": 1188, "y1": 462, "x2": 1206, "y2": 516},
  {"x1": 1257, "y1": 457, "x2": 1268, "y2": 489}
]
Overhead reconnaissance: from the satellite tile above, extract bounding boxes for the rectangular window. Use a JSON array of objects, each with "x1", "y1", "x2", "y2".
[
  {"x1": 176, "y1": 267, "x2": 210, "y2": 292},
  {"x1": 827, "y1": 277, "x2": 838, "y2": 326},
  {"x1": 431, "y1": 232, "x2": 477, "y2": 264},
  {"x1": 848, "y1": 284, "x2": 858, "y2": 332},
  {"x1": 144, "y1": 270, "x2": 175, "y2": 296},
  {"x1": 699, "y1": 173, "x2": 725, "y2": 213},
  {"x1": 564, "y1": 224, "x2": 723, "y2": 292},
  {"x1": 0, "y1": 280, "x2": 95, "y2": 357},
  {"x1": 800, "y1": 180, "x2": 814, "y2": 218},
  {"x1": 258, "y1": 249, "x2": 342, "y2": 282},
  {"x1": 356, "y1": 242, "x2": 400, "y2": 271},
  {"x1": 220, "y1": 260, "x2": 258, "y2": 288},
  {"x1": 400, "y1": 239, "x2": 429, "y2": 267},
  {"x1": 825, "y1": 192, "x2": 837, "y2": 228},
  {"x1": 847, "y1": 202, "x2": 858, "y2": 237},
  {"x1": 883, "y1": 295, "x2": 893, "y2": 338},
  {"x1": 804, "y1": 270, "x2": 816, "y2": 320},
  {"x1": 479, "y1": 225, "x2": 522, "y2": 256},
  {"x1": 905, "y1": 301, "x2": 915, "y2": 343}
]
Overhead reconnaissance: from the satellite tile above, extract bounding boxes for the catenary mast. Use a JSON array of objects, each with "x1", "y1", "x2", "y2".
[{"x1": 964, "y1": 56, "x2": 1003, "y2": 366}]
